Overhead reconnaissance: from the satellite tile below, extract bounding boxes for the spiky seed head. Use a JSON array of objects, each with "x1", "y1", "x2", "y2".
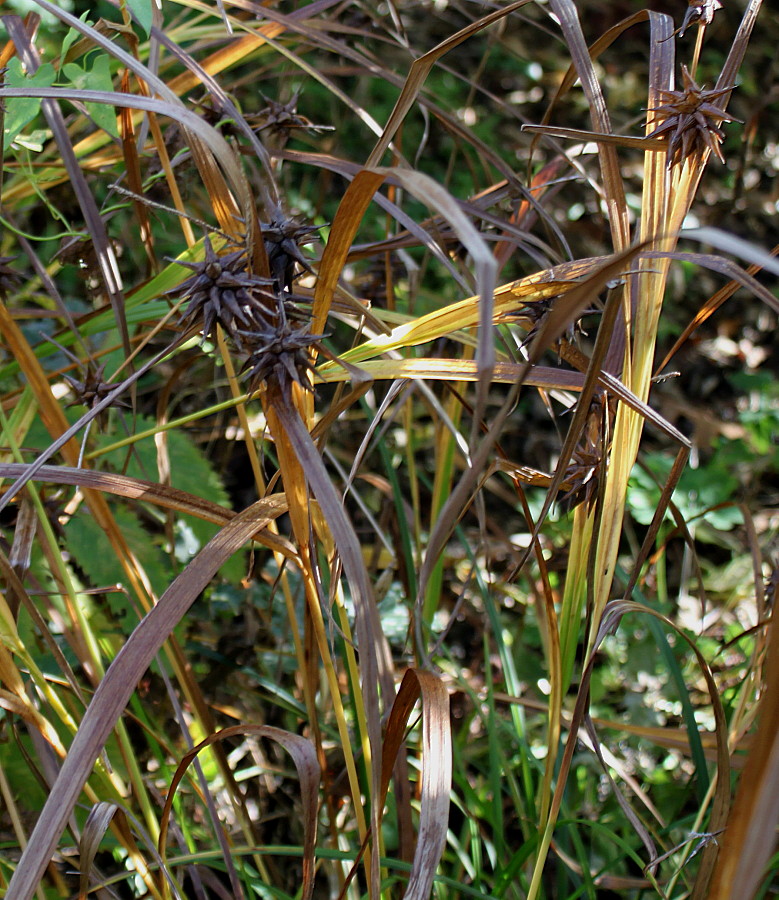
[
  {"x1": 166, "y1": 235, "x2": 273, "y2": 349},
  {"x1": 243, "y1": 92, "x2": 334, "y2": 136},
  {"x1": 559, "y1": 396, "x2": 611, "y2": 511},
  {"x1": 261, "y1": 218, "x2": 321, "y2": 293},
  {"x1": 239, "y1": 321, "x2": 324, "y2": 395},
  {"x1": 64, "y1": 363, "x2": 129, "y2": 431},
  {"x1": 560, "y1": 446, "x2": 602, "y2": 511},
  {"x1": 647, "y1": 65, "x2": 739, "y2": 168}
]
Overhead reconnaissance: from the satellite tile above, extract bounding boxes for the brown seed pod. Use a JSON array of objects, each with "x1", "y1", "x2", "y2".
[
  {"x1": 167, "y1": 235, "x2": 273, "y2": 349},
  {"x1": 647, "y1": 65, "x2": 740, "y2": 168},
  {"x1": 239, "y1": 320, "x2": 324, "y2": 395}
]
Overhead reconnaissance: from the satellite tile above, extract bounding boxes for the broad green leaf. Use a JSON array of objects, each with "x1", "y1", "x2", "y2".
[
  {"x1": 95, "y1": 416, "x2": 244, "y2": 582},
  {"x1": 127, "y1": 0, "x2": 154, "y2": 37},
  {"x1": 629, "y1": 454, "x2": 742, "y2": 532},
  {"x1": 3, "y1": 59, "x2": 56, "y2": 150},
  {"x1": 65, "y1": 504, "x2": 170, "y2": 621},
  {"x1": 62, "y1": 56, "x2": 119, "y2": 139},
  {"x1": 60, "y1": 11, "x2": 94, "y2": 67}
]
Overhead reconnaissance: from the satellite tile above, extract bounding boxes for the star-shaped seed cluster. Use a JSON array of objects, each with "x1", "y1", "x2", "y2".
[
  {"x1": 647, "y1": 65, "x2": 739, "y2": 168},
  {"x1": 167, "y1": 218, "x2": 324, "y2": 393}
]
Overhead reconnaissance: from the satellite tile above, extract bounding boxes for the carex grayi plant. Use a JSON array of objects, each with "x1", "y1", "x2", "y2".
[{"x1": 0, "y1": 1, "x2": 776, "y2": 900}]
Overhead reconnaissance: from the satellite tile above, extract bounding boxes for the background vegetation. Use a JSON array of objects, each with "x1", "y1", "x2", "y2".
[{"x1": 0, "y1": 0, "x2": 777, "y2": 898}]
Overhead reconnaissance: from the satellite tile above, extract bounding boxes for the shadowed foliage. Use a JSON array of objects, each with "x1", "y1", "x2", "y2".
[{"x1": 0, "y1": 1, "x2": 777, "y2": 899}]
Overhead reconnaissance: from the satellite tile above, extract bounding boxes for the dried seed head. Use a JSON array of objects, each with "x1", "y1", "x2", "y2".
[
  {"x1": 191, "y1": 94, "x2": 249, "y2": 142},
  {"x1": 261, "y1": 218, "x2": 321, "y2": 294},
  {"x1": 560, "y1": 396, "x2": 610, "y2": 511},
  {"x1": 249, "y1": 92, "x2": 333, "y2": 137},
  {"x1": 511, "y1": 295, "x2": 598, "y2": 349},
  {"x1": 64, "y1": 363, "x2": 125, "y2": 409},
  {"x1": 194, "y1": 91, "x2": 333, "y2": 142},
  {"x1": 679, "y1": 0, "x2": 722, "y2": 37},
  {"x1": 64, "y1": 362, "x2": 129, "y2": 429},
  {"x1": 240, "y1": 321, "x2": 324, "y2": 394},
  {"x1": 167, "y1": 235, "x2": 273, "y2": 349},
  {"x1": 647, "y1": 65, "x2": 739, "y2": 168},
  {"x1": 560, "y1": 445, "x2": 602, "y2": 511}
]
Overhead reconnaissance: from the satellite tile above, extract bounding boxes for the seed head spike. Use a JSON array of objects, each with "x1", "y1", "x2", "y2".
[
  {"x1": 679, "y1": 0, "x2": 723, "y2": 37},
  {"x1": 166, "y1": 234, "x2": 274, "y2": 349},
  {"x1": 647, "y1": 65, "x2": 739, "y2": 167}
]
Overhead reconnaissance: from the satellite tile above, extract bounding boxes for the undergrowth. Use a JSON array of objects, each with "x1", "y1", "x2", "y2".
[{"x1": 0, "y1": 1, "x2": 777, "y2": 899}]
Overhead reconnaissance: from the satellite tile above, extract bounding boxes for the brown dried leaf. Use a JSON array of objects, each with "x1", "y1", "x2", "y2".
[
  {"x1": 379, "y1": 669, "x2": 452, "y2": 900},
  {"x1": 707, "y1": 605, "x2": 779, "y2": 900},
  {"x1": 159, "y1": 725, "x2": 320, "y2": 900}
]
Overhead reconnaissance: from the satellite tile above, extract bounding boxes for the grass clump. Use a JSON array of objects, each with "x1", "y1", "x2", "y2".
[{"x1": 0, "y1": 1, "x2": 777, "y2": 899}]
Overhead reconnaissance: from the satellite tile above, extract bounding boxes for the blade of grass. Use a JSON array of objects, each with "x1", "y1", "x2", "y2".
[
  {"x1": 527, "y1": 598, "x2": 730, "y2": 900},
  {"x1": 4, "y1": 496, "x2": 288, "y2": 900},
  {"x1": 266, "y1": 382, "x2": 395, "y2": 898},
  {"x1": 0, "y1": 463, "x2": 294, "y2": 556},
  {"x1": 365, "y1": 0, "x2": 533, "y2": 167},
  {"x1": 158, "y1": 725, "x2": 319, "y2": 900},
  {"x1": 708, "y1": 601, "x2": 779, "y2": 900},
  {"x1": 377, "y1": 669, "x2": 452, "y2": 900},
  {"x1": 546, "y1": 0, "x2": 630, "y2": 251},
  {"x1": 4, "y1": 18, "x2": 131, "y2": 364}
]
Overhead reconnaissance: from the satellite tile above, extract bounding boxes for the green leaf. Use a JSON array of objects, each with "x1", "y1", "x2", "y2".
[
  {"x1": 62, "y1": 55, "x2": 119, "y2": 139},
  {"x1": 86, "y1": 54, "x2": 119, "y2": 138},
  {"x1": 3, "y1": 59, "x2": 56, "y2": 150},
  {"x1": 629, "y1": 453, "x2": 743, "y2": 532},
  {"x1": 96, "y1": 416, "x2": 244, "y2": 582},
  {"x1": 65, "y1": 504, "x2": 170, "y2": 629},
  {"x1": 127, "y1": 0, "x2": 155, "y2": 37},
  {"x1": 0, "y1": 738, "x2": 47, "y2": 813},
  {"x1": 60, "y1": 11, "x2": 94, "y2": 67}
]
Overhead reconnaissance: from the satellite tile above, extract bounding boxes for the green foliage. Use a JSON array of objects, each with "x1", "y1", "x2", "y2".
[
  {"x1": 629, "y1": 452, "x2": 743, "y2": 532},
  {"x1": 61, "y1": 53, "x2": 118, "y2": 138},
  {"x1": 729, "y1": 371, "x2": 779, "y2": 457},
  {"x1": 96, "y1": 415, "x2": 239, "y2": 572},
  {"x1": 65, "y1": 504, "x2": 166, "y2": 623},
  {"x1": 3, "y1": 58, "x2": 55, "y2": 150},
  {"x1": 126, "y1": 0, "x2": 153, "y2": 37}
]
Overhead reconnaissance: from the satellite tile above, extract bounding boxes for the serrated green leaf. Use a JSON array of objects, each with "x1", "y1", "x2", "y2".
[
  {"x1": 65, "y1": 505, "x2": 170, "y2": 627},
  {"x1": 95, "y1": 416, "x2": 244, "y2": 582}
]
